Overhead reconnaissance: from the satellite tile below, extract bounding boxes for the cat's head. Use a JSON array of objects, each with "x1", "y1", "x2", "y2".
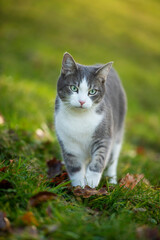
[{"x1": 57, "y1": 52, "x2": 113, "y2": 110}]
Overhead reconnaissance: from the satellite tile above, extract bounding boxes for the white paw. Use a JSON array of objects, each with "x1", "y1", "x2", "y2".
[
  {"x1": 71, "y1": 178, "x2": 85, "y2": 188},
  {"x1": 108, "y1": 176, "x2": 117, "y2": 184},
  {"x1": 69, "y1": 170, "x2": 85, "y2": 188},
  {"x1": 85, "y1": 168, "x2": 102, "y2": 188}
]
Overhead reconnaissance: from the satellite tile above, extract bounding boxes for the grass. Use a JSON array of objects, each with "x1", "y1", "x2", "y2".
[{"x1": 0, "y1": 0, "x2": 160, "y2": 239}]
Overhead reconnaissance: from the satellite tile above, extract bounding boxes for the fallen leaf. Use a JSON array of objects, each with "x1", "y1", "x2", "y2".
[
  {"x1": 97, "y1": 187, "x2": 109, "y2": 195},
  {"x1": 21, "y1": 212, "x2": 38, "y2": 226},
  {"x1": 73, "y1": 186, "x2": 85, "y2": 196},
  {"x1": 136, "y1": 146, "x2": 145, "y2": 155},
  {"x1": 47, "y1": 158, "x2": 63, "y2": 178},
  {"x1": 82, "y1": 186, "x2": 99, "y2": 198},
  {"x1": 119, "y1": 173, "x2": 150, "y2": 190},
  {"x1": 50, "y1": 171, "x2": 69, "y2": 186},
  {"x1": 135, "y1": 174, "x2": 150, "y2": 186},
  {"x1": 0, "y1": 180, "x2": 13, "y2": 189},
  {"x1": 0, "y1": 114, "x2": 5, "y2": 125},
  {"x1": 0, "y1": 166, "x2": 8, "y2": 172},
  {"x1": 136, "y1": 225, "x2": 160, "y2": 240},
  {"x1": 0, "y1": 211, "x2": 11, "y2": 231},
  {"x1": 73, "y1": 185, "x2": 109, "y2": 198},
  {"x1": 29, "y1": 191, "x2": 57, "y2": 207}
]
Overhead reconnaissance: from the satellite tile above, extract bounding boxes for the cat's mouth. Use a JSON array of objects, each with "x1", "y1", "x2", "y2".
[
  {"x1": 75, "y1": 106, "x2": 85, "y2": 109},
  {"x1": 74, "y1": 105, "x2": 88, "y2": 110}
]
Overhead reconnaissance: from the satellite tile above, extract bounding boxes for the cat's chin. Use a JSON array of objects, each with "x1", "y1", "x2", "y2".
[{"x1": 73, "y1": 106, "x2": 91, "y2": 111}]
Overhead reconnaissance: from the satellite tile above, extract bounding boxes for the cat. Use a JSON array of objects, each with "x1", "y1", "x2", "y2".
[{"x1": 54, "y1": 52, "x2": 127, "y2": 188}]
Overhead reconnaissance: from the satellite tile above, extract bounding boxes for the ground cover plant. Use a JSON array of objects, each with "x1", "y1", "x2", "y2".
[{"x1": 0, "y1": 0, "x2": 160, "y2": 239}]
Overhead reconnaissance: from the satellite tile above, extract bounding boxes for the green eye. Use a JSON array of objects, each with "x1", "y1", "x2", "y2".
[
  {"x1": 88, "y1": 89, "x2": 97, "y2": 95},
  {"x1": 70, "y1": 85, "x2": 78, "y2": 92}
]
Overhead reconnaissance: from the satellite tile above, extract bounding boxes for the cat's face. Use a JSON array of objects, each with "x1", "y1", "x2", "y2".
[{"x1": 57, "y1": 53, "x2": 113, "y2": 110}]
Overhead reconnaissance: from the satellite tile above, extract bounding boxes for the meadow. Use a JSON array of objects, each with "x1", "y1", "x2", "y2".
[{"x1": 0, "y1": 0, "x2": 160, "y2": 239}]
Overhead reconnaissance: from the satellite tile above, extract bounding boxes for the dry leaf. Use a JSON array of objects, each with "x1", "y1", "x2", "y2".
[
  {"x1": 136, "y1": 146, "x2": 145, "y2": 155},
  {"x1": 82, "y1": 186, "x2": 99, "y2": 198},
  {"x1": 50, "y1": 171, "x2": 69, "y2": 186},
  {"x1": 135, "y1": 174, "x2": 150, "y2": 185},
  {"x1": 0, "y1": 180, "x2": 13, "y2": 189},
  {"x1": 0, "y1": 211, "x2": 11, "y2": 231},
  {"x1": 97, "y1": 187, "x2": 109, "y2": 195},
  {"x1": 119, "y1": 173, "x2": 150, "y2": 189},
  {"x1": 73, "y1": 185, "x2": 109, "y2": 198},
  {"x1": 21, "y1": 212, "x2": 38, "y2": 226},
  {"x1": 29, "y1": 191, "x2": 57, "y2": 207},
  {"x1": 0, "y1": 166, "x2": 8, "y2": 173},
  {"x1": 73, "y1": 186, "x2": 85, "y2": 197},
  {"x1": 47, "y1": 158, "x2": 63, "y2": 178},
  {"x1": 136, "y1": 225, "x2": 160, "y2": 240}
]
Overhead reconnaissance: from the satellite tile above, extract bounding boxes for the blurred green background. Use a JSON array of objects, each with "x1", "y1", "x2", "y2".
[{"x1": 0, "y1": 0, "x2": 160, "y2": 182}]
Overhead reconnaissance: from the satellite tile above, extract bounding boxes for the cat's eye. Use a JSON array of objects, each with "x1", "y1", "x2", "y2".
[
  {"x1": 88, "y1": 89, "x2": 97, "y2": 95},
  {"x1": 70, "y1": 85, "x2": 78, "y2": 92}
]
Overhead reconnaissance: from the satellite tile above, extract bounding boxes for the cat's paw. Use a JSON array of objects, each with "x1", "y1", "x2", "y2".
[
  {"x1": 71, "y1": 179, "x2": 85, "y2": 188},
  {"x1": 69, "y1": 170, "x2": 85, "y2": 188},
  {"x1": 85, "y1": 168, "x2": 101, "y2": 188},
  {"x1": 108, "y1": 176, "x2": 117, "y2": 184}
]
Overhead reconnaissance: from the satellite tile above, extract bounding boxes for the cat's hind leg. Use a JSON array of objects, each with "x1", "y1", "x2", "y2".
[{"x1": 104, "y1": 132, "x2": 124, "y2": 184}]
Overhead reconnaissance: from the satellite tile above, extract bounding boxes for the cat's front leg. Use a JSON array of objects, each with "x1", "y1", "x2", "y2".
[
  {"x1": 69, "y1": 168, "x2": 85, "y2": 188},
  {"x1": 86, "y1": 139, "x2": 112, "y2": 188},
  {"x1": 63, "y1": 152, "x2": 85, "y2": 188},
  {"x1": 85, "y1": 168, "x2": 102, "y2": 188}
]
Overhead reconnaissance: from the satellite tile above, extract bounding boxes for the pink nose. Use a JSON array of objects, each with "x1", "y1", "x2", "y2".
[{"x1": 79, "y1": 100, "x2": 85, "y2": 106}]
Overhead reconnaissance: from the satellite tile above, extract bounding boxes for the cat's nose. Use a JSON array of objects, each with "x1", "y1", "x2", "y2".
[{"x1": 79, "y1": 100, "x2": 85, "y2": 106}]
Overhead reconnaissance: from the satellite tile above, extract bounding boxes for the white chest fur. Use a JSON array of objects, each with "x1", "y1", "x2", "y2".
[{"x1": 55, "y1": 101, "x2": 103, "y2": 157}]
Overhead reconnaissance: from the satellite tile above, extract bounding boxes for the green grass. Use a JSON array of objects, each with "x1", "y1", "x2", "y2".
[{"x1": 0, "y1": 0, "x2": 160, "y2": 239}]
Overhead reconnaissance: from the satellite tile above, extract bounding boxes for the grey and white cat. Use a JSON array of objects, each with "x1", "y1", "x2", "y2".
[{"x1": 54, "y1": 53, "x2": 126, "y2": 188}]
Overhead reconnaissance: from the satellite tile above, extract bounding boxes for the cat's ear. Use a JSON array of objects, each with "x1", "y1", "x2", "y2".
[
  {"x1": 61, "y1": 52, "x2": 78, "y2": 76},
  {"x1": 96, "y1": 62, "x2": 113, "y2": 82}
]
